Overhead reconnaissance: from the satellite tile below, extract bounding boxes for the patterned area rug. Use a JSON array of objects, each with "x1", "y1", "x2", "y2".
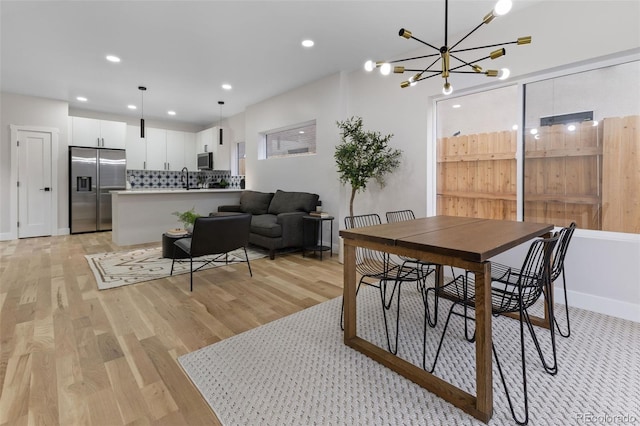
[
  {"x1": 86, "y1": 246, "x2": 267, "y2": 290},
  {"x1": 179, "y1": 284, "x2": 640, "y2": 425}
]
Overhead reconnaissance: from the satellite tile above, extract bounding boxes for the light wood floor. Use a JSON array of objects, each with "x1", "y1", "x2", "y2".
[{"x1": 0, "y1": 232, "x2": 344, "y2": 425}]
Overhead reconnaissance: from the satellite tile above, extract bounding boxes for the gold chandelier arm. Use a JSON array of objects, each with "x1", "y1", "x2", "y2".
[
  {"x1": 388, "y1": 52, "x2": 441, "y2": 64},
  {"x1": 399, "y1": 28, "x2": 441, "y2": 52},
  {"x1": 450, "y1": 37, "x2": 530, "y2": 54}
]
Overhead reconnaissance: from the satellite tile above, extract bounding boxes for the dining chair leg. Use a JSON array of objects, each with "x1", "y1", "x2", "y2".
[
  {"x1": 340, "y1": 279, "x2": 366, "y2": 330},
  {"x1": 493, "y1": 305, "x2": 530, "y2": 426},
  {"x1": 243, "y1": 247, "x2": 253, "y2": 277},
  {"x1": 423, "y1": 299, "x2": 460, "y2": 373},
  {"x1": 189, "y1": 256, "x2": 193, "y2": 292},
  {"x1": 521, "y1": 279, "x2": 558, "y2": 375},
  {"x1": 553, "y1": 269, "x2": 571, "y2": 338},
  {"x1": 380, "y1": 279, "x2": 402, "y2": 355}
]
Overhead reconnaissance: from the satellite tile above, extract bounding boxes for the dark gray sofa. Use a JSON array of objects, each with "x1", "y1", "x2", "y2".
[{"x1": 217, "y1": 189, "x2": 319, "y2": 259}]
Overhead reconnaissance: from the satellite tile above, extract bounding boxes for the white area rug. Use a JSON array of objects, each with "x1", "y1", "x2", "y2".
[
  {"x1": 86, "y1": 246, "x2": 267, "y2": 290},
  {"x1": 179, "y1": 285, "x2": 640, "y2": 425}
]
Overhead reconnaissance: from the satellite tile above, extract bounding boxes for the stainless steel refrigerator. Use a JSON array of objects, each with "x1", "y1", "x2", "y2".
[{"x1": 69, "y1": 147, "x2": 126, "y2": 233}]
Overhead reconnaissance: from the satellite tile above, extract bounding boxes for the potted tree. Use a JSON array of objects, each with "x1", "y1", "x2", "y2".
[{"x1": 335, "y1": 116, "x2": 402, "y2": 218}]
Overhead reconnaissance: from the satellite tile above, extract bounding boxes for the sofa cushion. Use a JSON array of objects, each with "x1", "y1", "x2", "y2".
[
  {"x1": 250, "y1": 214, "x2": 282, "y2": 238},
  {"x1": 239, "y1": 190, "x2": 274, "y2": 215},
  {"x1": 267, "y1": 190, "x2": 319, "y2": 215}
]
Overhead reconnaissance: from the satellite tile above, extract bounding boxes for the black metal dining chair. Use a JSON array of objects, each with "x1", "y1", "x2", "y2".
[
  {"x1": 492, "y1": 222, "x2": 577, "y2": 338},
  {"x1": 386, "y1": 209, "x2": 458, "y2": 329},
  {"x1": 341, "y1": 214, "x2": 432, "y2": 354},
  {"x1": 424, "y1": 233, "x2": 560, "y2": 425},
  {"x1": 170, "y1": 213, "x2": 253, "y2": 291}
]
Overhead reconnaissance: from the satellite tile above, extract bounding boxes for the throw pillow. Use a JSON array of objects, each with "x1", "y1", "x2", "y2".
[
  {"x1": 240, "y1": 190, "x2": 274, "y2": 215},
  {"x1": 267, "y1": 190, "x2": 319, "y2": 215}
]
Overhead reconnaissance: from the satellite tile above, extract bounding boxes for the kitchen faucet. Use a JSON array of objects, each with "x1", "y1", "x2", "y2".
[{"x1": 181, "y1": 167, "x2": 189, "y2": 190}]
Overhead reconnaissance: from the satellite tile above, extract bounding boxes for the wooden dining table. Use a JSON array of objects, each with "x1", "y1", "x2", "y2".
[{"x1": 339, "y1": 215, "x2": 554, "y2": 423}]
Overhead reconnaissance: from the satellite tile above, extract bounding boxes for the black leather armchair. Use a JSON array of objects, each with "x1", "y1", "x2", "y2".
[{"x1": 170, "y1": 213, "x2": 253, "y2": 291}]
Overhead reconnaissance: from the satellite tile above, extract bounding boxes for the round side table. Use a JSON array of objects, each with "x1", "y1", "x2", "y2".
[{"x1": 162, "y1": 233, "x2": 190, "y2": 259}]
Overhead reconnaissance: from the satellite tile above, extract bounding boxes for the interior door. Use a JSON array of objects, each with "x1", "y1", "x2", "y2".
[{"x1": 18, "y1": 130, "x2": 52, "y2": 238}]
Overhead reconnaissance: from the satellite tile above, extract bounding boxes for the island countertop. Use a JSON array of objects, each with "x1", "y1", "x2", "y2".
[
  {"x1": 111, "y1": 189, "x2": 242, "y2": 246},
  {"x1": 112, "y1": 188, "x2": 242, "y2": 195}
]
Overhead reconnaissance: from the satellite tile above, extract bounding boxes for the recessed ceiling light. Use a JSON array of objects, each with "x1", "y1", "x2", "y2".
[
  {"x1": 128, "y1": 105, "x2": 137, "y2": 110},
  {"x1": 106, "y1": 55, "x2": 121, "y2": 63},
  {"x1": 167, "y1": 111, "x2": 176, "y2": 116},
  {"x1": 452, "y1": 104, "x2": 461, "y2": 109},
  {"x1": 302, "y1": 39, "x2": 314, "y2": 48},
  {"x1": 222, "y1": 83, "x2": 232, "y2": 90},
  {"x1": 299, "y1": 131, "x2": 305, "y2": 134},
  {"x1": 76, "y1": 96, "x2": 88, "y2": 102}
]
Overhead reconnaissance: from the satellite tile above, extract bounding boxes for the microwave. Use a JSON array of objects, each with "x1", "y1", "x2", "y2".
[{"x1": 197, "y1": 152, "x2": 213, "y2": 170}]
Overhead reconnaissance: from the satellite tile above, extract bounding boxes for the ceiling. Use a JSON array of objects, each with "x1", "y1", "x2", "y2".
[{"x1": 1, "y1": 0, "x2": 540, "y2": 128}]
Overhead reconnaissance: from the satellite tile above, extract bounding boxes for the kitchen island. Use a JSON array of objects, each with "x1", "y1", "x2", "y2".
[{"x1": 111, "y1": 188, "x2": 242, "y2": 246}]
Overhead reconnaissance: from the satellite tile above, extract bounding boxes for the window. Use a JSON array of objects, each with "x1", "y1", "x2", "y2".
[
  {"x1": 435, "y1": 60, "x2": 640, "y2": 234},
  {"x1": 436, "y1": 85, "x2": 519, "y2": 220},
  {"x1": 263, "y1": 121, "x2": 316, "y2": 159},
  {"x1": 523, "y1": 60, "x2": 640, "y2": 233}
]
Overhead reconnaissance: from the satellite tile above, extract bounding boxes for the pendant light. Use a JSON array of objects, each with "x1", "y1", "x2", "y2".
[
  {"x1": 138, "y1": 86, "x2": 147, "y2": 138},
  {"x1": 218, "y1": 101, "x2": 224, "y2": 145}
]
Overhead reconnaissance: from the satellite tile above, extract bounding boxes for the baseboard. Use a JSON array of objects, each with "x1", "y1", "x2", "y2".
[
  {"x1": 0, "y1": 232, "x2": 14, "y2": 241},
  {"x1": 58, "y1": 228, "x2": 70, "y2": 236},
  {"x1": 556, "y1": 287, "x2": 640, "y2": 323}
]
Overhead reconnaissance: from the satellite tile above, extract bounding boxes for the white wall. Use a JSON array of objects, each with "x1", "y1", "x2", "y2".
[
  {"x1": 0, "y1": 92, "x2": 69, "y2": 237},
  {"x1": 243, "y1": 73, "x2": 345, "y2": 225}
]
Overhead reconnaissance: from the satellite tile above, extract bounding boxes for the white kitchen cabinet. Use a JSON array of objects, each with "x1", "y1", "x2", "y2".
[
  {"x1": 166, "y1": 130, "x2": 185, "y2": 171},
  {"x1": 196, "y1": 128, "x2": 214, "y2": 154},
  {"x1": 71, "y1": 116, "x2": 126, "y2": 148},
  {"x1": 195, "y1": 126, "x2": 230, "y2": 170},
  {"x1": 145, "y1": 128, "x2": 167, "y2": 171},
  {"x1": 183, "y1": 132, "x2": 197, "y2": 170},
  {"x1": 126, "y1": 125, "x2": 197, "y2": 171},
  {"x1": 125, "y1": 125, "x2": 146, "y2": 169}
]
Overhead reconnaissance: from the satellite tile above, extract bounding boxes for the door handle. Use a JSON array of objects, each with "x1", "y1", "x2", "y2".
[{"x1": 40, "y1": 187, "x2": 51, "y2": 191}]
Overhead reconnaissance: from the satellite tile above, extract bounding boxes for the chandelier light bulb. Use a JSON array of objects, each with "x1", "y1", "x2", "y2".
[
  {"x1": 364, "y1": 60, "x2": 376, "y2": 72},
  {"x1": 494, "y1": 0, "x2": 513, "y2": 16},
  {"x1": 498, "y1": 68, "x2": 511, "y2": 80},
  {"x1": 380, "y1": 63, "x2": 392, "y2": 76},
  {"x1": 443, "y1": 82, "x2": 453, "y2": 95}
]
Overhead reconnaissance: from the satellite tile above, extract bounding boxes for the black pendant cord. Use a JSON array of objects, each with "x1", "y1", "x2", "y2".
[{"x1": 444, "y1": 0, "x2": 448, "y2": 49}]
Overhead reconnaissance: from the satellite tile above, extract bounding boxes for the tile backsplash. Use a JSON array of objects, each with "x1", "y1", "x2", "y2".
[{"x1": 126, "y1": 169, "x2": 244, "y2": 189}]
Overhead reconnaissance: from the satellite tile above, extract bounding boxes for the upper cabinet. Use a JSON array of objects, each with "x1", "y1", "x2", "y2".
[
  {"x1": 71, "y1": 116, "x2": 126, "y2": 149},
  {"x1": 125, "y1": 125, "x2": 197, "y2": 171},
  {"x1": 196, "y1": 126, "x2": 230, "y2": 170},
  {"x1": 125, "y1": 126, "x2": 146, "y2": 169},
  {"x1": 183, "y1": 132, "x2": 197, "y2": 171}
]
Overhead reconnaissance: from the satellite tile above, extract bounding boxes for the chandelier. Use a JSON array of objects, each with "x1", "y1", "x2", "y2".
[{"x1": 364, "y1": 0, "x2": 531, "y2": 95}]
